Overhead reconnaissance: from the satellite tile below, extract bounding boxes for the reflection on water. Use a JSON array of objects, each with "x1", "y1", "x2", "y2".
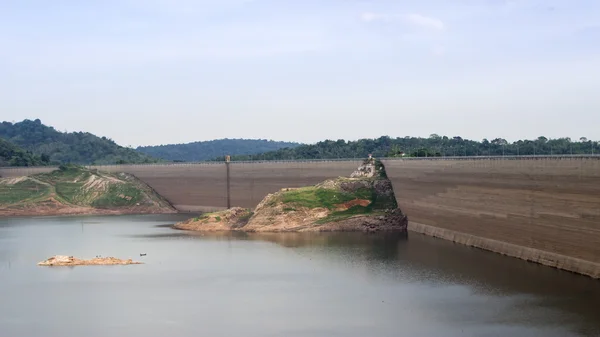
[
  {"x1": 1, "y1": 214, "x2": 599, "y2": 337},
  {"x1": 187, "y1": 230, "x2": 600, "y2": 335}
]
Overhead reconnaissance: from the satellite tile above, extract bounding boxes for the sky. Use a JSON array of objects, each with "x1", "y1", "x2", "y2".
[{"x1": 1, "y1": 0, "x2": 599, "y2": 147}]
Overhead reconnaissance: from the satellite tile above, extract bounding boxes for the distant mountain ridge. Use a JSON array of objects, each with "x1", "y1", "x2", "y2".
[
  {"x1": 137, "y1": 138, "x2": 302, "y2": 162},
  {"x1": 0, "y1": 119, "x2": 157, "y2": 165}
]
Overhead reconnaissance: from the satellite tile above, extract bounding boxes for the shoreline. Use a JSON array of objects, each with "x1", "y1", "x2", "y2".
[
  {"x1": 4, "y1": 209, "x2": 598, "y2": 279},
  {"x1": 173, "y1": 217, "x2": 409, "y2": 233},
  {"x1": 0, "y1": 207, "x2": 178, "y2": 218},
  {"x1": 408, "y1": 222, "x2": 600, "y2": 280}
]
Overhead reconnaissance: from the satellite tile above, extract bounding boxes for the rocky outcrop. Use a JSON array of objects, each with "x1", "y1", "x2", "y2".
[
  {"x1": 174, "y1": 207, "x2": 253, "y2": 231},
  {"x1": 37, "y1": 255, "x2": 142, "y2": 266},
  {"x1": 349, "y1": 156, "x2": 378, "y2": 178},
  {"x1": 175, "y1": 158, "x2": 407, "y2": 233}
]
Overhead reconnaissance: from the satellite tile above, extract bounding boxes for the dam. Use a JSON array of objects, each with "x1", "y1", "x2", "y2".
[{"x1": 2, "y1": 156, "x2": 600, "y2": 277}]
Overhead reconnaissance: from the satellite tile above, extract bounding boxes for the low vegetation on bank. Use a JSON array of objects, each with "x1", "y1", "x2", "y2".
[
  {"x1": 0, "y1": 164, "x2": 175, "y2": 216},
  {"x1": 175, "y1": 158, "x2": 407, "y2": 233}
]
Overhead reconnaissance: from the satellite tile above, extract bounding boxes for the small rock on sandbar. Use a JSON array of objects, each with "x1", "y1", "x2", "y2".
[{"x1": 37, "y1": 255, "x2": 142, "y2": 266}]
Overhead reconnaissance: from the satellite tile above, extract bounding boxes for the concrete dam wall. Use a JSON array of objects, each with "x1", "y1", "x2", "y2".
[
  {"x1": 0, "y1": 161, "x2": 363, "y2": 212},
  {"x1": 102, "y1": 161, "x2": 364, "y2": 211},
  {"x1": 2, "y1": 157, "x2": 600, "y2": 276},
  {"x1": 382, "y1": 159, "x2": 600, "y2": 263}
]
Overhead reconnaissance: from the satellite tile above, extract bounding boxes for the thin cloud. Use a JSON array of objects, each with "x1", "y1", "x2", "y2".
[
  {"x1": 432, "y1": 45, "x2": 446, "y2": 56},
  {"x1": 405, "y1": 13, "x2": 445, "y2": 31},
  {"x1": 360, "y1": 12, "x2": 382, "y2": 22},
  {"x1": 360, "y1": 12, "x2": 445, "y2": 31}
]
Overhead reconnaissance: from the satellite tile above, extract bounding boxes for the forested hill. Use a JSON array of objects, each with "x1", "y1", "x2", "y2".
[
  {"x1": 0, "y1": 119, "x2": 158, "y2": 165},
  {"x1": 136, "y1": 139, "x2": 301, "y2": 162},
  {"x1": 221, "y1": 135, "x2": 599, "y2": 161},
  {"x1": 0, "y1": 138, "x2": 49, "y2": 167}
]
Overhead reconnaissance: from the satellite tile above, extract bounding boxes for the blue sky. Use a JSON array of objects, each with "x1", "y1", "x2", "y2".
[{"x1": 1, "y1": 0, "x2": 599, "y2": 146}]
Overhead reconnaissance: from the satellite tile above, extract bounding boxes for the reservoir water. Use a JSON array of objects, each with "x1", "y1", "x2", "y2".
[{"x1": 1, "y1": 214, "x2": 599, "y2": 337}]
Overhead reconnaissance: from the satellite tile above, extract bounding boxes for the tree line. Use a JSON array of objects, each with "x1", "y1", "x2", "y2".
[
  {"x1": 2, "y1": 119, "x2": 597, "y2": 166},
  {"x1": 215, "y1": 135, "x2": 600, "y2": 161},
  {"x1": 0, "y1": 119, "x2": 159, "y2": 166},
  {"x1": 0, "y1": 138, "x2": 49, "y2": 167},
  {"x1": 137, "y1": 138, "x2": 301, "y2": 162}
]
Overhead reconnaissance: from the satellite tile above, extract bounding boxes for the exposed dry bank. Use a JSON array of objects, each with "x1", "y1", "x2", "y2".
[
  {"x1": 37, "y1": 255, "x2": 142, "y2": 266},
  {"x1": 0, "y1": 165, "x2": 176, "y2": 216},
  {"x1": 175, "y1": 158, "x2": 408, "y2": 232}
]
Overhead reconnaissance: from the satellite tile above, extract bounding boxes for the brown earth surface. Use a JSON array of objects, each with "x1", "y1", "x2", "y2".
[
  {"x1": 37, "y1": 255, "x2": 142, "y2": 266},
  {"x1": 335, "y1": 199, "x2": 371, "y2": 210},
  {"x1": 0, "y1": 198, "x2": 176, "y2": 217},
  {"x1": 174, "y1": 207, "x2": 252, "y2": 231},
  {"x1": 175, "y1": 207, "x2": 408, "y2": 233}
]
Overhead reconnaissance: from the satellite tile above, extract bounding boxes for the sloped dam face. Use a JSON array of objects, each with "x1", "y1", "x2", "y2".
[{"x1": 2, "y1": 158, "x2": 600, "y2": 276}]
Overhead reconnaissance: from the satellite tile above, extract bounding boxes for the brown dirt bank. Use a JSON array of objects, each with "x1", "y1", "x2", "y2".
[
  {"x1": 0, "y1": 198, "x2": 177, "y2": 217},
  {"x1": 174, "y1": 209, "x2": 408, "y2": 233},
  {"x1": 175, "y1": 200, "x2": 408, "y2": 233}
]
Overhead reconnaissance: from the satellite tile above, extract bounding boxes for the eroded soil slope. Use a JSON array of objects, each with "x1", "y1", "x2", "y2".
[{"x1": 0, "y1": 165, "x2": 176, "y2": 216}]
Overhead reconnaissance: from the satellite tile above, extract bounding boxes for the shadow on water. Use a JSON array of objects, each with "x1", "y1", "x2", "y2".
[
  {"x1": 153, "y1": 224, "x2": 179, "y2": 228},
  {"x1": 182, "y1": 229, "x2": 600, "y2": 336}
]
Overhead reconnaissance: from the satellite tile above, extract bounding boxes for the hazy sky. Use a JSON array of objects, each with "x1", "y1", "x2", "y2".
[{"x1": 1, "y1": 0, "x2": 599, "y2": 147}]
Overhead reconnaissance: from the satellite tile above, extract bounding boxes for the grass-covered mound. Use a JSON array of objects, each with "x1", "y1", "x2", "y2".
[
  {"x1": 270, "y1": 178, "x2": 397, "y2": 224},
  {"x1": 0, "y1": 165, "x2": 175, "y2": 216}
]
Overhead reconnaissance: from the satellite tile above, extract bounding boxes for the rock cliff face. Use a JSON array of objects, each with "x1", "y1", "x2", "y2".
[{"x1": 175, "y1": 158, "x2": 407, "y2": 232}]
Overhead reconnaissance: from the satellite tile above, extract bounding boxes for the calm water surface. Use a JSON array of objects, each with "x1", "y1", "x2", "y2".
[{"x1": 1, "y1": 214, "x2": 599, "y2": 337}]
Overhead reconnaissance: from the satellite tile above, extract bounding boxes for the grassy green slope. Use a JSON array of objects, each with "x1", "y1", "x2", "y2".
[
  {"x1": 0, "y1": 178, "x2": 52, "y2": 205},
  {"x1": 0, "y1": 165, "x2": 174, "y2": 211}
]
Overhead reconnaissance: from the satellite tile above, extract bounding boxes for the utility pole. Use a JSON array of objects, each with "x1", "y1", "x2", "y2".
[{"x1": 225, "y1": 155, "x2": 231, "y2": 209}]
